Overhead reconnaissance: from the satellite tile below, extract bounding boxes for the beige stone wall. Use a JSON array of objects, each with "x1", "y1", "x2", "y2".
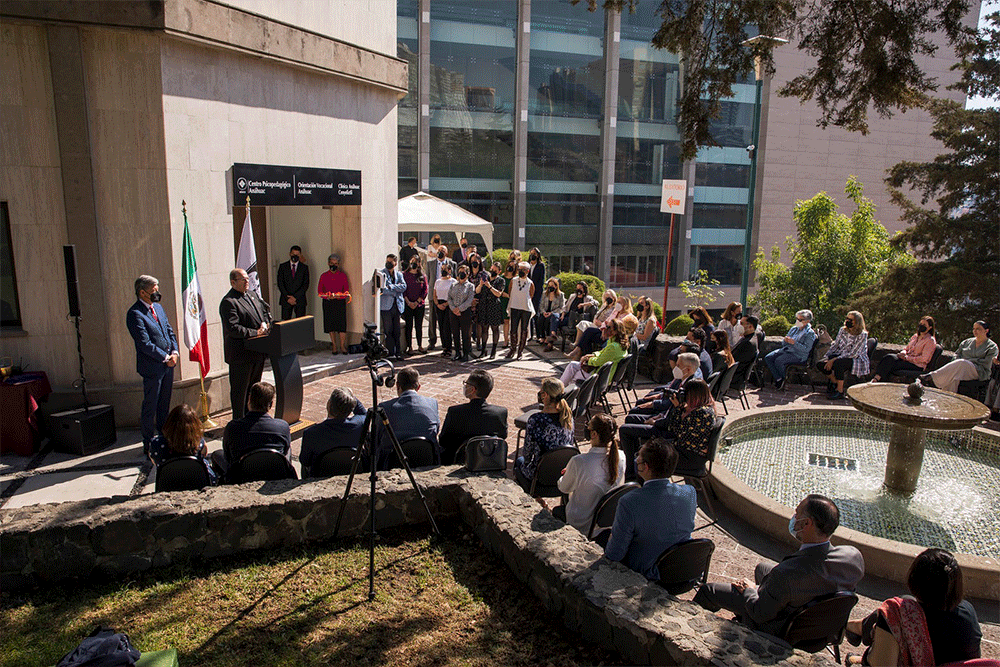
[
  {"x1": 219, "y1": 0, "x2": 396, "y2": 55},
  {"x1": 0, "y1": 23, "x2": 76, "y2": 382},
  {"x1": 159, "y1": 36, "x2": 400, "y2": 384},
  {"x1": 755, "y1": 36, "x2": 969, "y2": 261}
]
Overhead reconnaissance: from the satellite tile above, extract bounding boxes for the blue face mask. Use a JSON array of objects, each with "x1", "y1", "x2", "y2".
[{"x1": 788, "y1": 515, "x2": 799, "y2": 539}]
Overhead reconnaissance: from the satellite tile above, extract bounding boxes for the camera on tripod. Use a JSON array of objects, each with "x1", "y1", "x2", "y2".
[{"x1": 361, "y1": 321, "x2": 389, "y2": 361}]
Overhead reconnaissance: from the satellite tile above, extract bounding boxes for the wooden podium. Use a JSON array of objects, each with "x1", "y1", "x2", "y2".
[{"x1": 246, "y1": 316, "x2": 314, "y2": 424}]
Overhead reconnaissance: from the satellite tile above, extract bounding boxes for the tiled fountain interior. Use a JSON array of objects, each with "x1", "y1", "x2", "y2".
[{"x1": 719, "y1": 410, "x2": 1000, "y2": 558}]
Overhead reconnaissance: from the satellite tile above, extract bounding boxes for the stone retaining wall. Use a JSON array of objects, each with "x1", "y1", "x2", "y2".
[{"x1": 1, "y1": 469, "x2": 828, "y2": 666}]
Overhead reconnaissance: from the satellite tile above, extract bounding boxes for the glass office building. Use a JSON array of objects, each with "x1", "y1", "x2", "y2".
[{"x1": 398, "y1": 0, "x2": 755, "y2": 292}]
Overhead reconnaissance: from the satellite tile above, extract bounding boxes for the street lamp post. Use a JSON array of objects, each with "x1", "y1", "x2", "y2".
[{"x1": 739, "y1": 36, "x2": 786, "y2": 306}]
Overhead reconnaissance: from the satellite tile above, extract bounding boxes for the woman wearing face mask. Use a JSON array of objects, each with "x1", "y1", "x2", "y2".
[
  {"x1": 921, "y1": 321, "x2": 998, "y2": 394},
  {"x1": 566, "y1": 290, "x2": 619, "y2": 361},
  {"x1": 817, "y1": 310, "x2": 869, "y2": 400},
  {"x1": 527, "y1": 248, "x2": 546, "y2": 341},
  {"x1": 688, "y1": 307, "x2": 717, "y2": 353},
  {"x1": 466, "y1": 253, "x2": 484, "y2": 349},
  {"x1": 433, "y1": 264, "x2": 456, "y2": 356},
  {"x1": 402, "y1": 257, "x2": 428, "y2": 355},
  {"x1": 447, "y1": 266, "x2": 477, "y2": 361},
  {"x1": 505, "y1": 261, "x2": 536, "y2": 359},
  {"x1": 318, "y1": 253, "x2": 349, "y2": 354},
  {"x1": 475, "y1": 261, "x2": 506, "y2": 359},
  {"x1": 560, "y1": 319, "x2": 628, "y2": 386},
  {"x1": 500, "y1": 262, "x2": 514, "y2": 349},
  {"x1": 539, "y1": 278, "x2": 566, "y2": 351},
  {"x1": 871, "y1": 316, "x2": 937, "y2": 382},
  {"x1": 718, "y1": 302, "x2": 743, "y2": 350},
  {"x1": 633, "y1": 296, "x2": 659, "y2": 354},
  {"x1": 571, "y1": 296, "x2": 632, "y2": 362},
  {"x1": 427, "y1": 234, "x2": 442, "y2": 258}
]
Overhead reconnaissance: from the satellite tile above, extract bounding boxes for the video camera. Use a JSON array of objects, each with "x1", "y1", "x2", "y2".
[
  {"x1": 361, "y1": 322, "x2": 389, "y2": 361},
  {"x1": 664, "y1": 387, "x2": 686, "y2": 404}
]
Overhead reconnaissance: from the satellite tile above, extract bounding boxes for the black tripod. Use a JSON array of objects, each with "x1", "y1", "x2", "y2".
[{"x1": 333, "y1": 355, "x2": 440, "y2": 601}]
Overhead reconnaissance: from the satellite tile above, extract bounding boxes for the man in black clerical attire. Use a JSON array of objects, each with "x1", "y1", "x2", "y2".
[
  {"x1": 276, "y1": 245, "x2": 309, "y2": 320},
  {"x1": 220, "y1": 268, "x2": 271, "y2": 419}
]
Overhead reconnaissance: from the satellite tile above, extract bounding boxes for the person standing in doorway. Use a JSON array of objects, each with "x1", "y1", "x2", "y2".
[
  {"x1": 318, "y1": 253, "x2": 349, "y2": 355},
  {"x1": 276, "y1": 245, "x2": 309, "y2": 320}
]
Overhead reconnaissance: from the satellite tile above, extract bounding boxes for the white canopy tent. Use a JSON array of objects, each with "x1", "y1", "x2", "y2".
[{"x1": 397, "y1": 191, "x2": 494, "y2": 255}]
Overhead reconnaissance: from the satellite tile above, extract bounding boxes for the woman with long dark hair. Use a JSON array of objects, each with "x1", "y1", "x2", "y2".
[
  {"x1": 555, "y1": 412, "x2": 625, "y2": 533},
  {"x1": 148, "y1": 404, "x2": 218, "y2": 484}
]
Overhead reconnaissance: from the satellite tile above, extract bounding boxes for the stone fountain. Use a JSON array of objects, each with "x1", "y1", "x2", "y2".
[{"x1": 846, "y1": 382, "x2": 990, "y2": 494}]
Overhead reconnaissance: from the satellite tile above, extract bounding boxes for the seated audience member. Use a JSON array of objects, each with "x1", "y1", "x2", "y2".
[
  {"x1": 689, "y1": 307, "x2": 717, "y2": 352},
  {"x1": 604, "y1": 439, "x2": 696, "y2": 579},
  {"x1": 718, "y1": 301, "x2": 744, "y2": 350},
  {"x1": 817, "y1": 310, "x2": 869, "y2": 399},
  {"x1": 149, "y1": 404, "x2": 218, "y2": 484},
  {"x1": 573, "y1": 295, "x2": 632, "y2": 359},
  {"x1": 559, "y1": 282, "x2": 598, "y2": 337},
  {"x1": 378, "y1": 367, "x2": 440, "y2": 467},
  {"x1": 538, "y1": 277, "x2": 565, "y2": 349},
  {"x1": 514, "y1": 378, "x2": 575, "y2": 492},
  {"x1": 764, "y1": 309, "x2": 817, "y2": 389},
  {"x1": 921, "y1": 320, "x2": 998, "y2": 393},
  {"x1": 566, "y1": 290, "x2": 620, "y2": 361},
  {"x1": 620, "y1": 377, "x2": 715, "y2": 481},
  {"x1": 560, "y1": 319, "x2": 629, "y2": 386},
  {"x1": 711, "y1": 330, "x2": 734, "y2": 375},
  {"x1": 217, "y1": 382, "x2": 291, "y2": 472},
  {"x1": 693, "y1": 494, "x2": 865, "y2": 636},
  {"x1": 668, "y1": 326, "x2": 713, "y2": 379},
  {"x1": 872, "y1": 316, "x2": 937, "y2": 382},
  {"x1": 555, "y1": 413, "x2": 625, "y2": 534},
  {"x1": 730, "y1": 314, "x2": 761, "y2": 389},
  {"x1": 438, "y1": 369, "x2": 509, "y2": 465},
  {"x1": 300, "y1": 387, "x2": 367, "y2": 477},
  {"x1": 844, "y1": 548, "x2": 982, "y2": 667},
  {"x1": 631, "y1": 352, "x2": 701, "y2": 416},
  {"x1": 632, "y1": 296, "x2": 659, "y2": 354}
]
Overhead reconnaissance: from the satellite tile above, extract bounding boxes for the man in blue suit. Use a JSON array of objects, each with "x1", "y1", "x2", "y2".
[
  {"x1": 605, "y1": 438, "x2": 696, "y2": 580},
  {"x1": 300, "y1": 387, "x2": 367, "y2": 477},
  {"x1": 378, "y1": 367, "x2": 440, "y2": 468},
  {"x1": 126, "y1": 275, "x2": 179, "y2": 450}
]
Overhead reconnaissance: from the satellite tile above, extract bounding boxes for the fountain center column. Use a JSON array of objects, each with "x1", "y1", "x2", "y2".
[{"x1": 883, "y1": 424, "x2": 925, "y2": 495}]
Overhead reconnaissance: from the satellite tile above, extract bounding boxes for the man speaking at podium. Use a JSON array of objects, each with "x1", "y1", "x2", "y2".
[{"x1": 220, "y1": 268, "x2": 271, "y2": 419}]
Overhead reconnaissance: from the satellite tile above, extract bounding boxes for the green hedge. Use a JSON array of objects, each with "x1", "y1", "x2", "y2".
[
  {"x1": 664, "y1": 314, "x2": 694, "y2": 335},
  {"x1": 762, "y1": 315, "x2": 792, "y2": 336},
  {"x1": 485, "y1": 248, "x2": 547, "y2": 268},
  {"x1": 552, "y1": 272, "x2": 605, "y2": 299}
]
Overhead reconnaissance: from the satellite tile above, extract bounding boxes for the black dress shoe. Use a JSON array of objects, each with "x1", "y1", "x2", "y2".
[
  {"x1": 452, "y1": 353, "x2": 462, "y2": 361},
  {"x1": 774, "y1": 378, "x2": 784, "y2": 390},
  {"x1": 461, "y1": 354, "x2": 470, "y2": 362},
  {"x1": 918, "y1": 373, "x2": 936, "y2": 388}
]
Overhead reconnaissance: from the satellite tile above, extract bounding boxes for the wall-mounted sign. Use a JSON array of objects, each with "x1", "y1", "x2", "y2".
[
  {"x1": 232, "y1": 163, "x2": 362, "y2": 206},
  {"x1": 660, "y1": 179, "x2": 687, "y2": 214}
]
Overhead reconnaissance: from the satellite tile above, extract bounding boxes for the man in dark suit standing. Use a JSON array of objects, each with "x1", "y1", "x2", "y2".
[
  {"x1": 439, "y1": 369, "x2": 508, "y2": 464},
  {"x1": 276, "y1": 245, "x2": 309, "y2": 320},
  {"x1": 378, "y1": 367, "x2": 440, "y2": 467},
  {"x1": 300, "y1": 387, "x2": 367, "y2": 477},
  {"x1": 126, "y1": 275, "x2": 179, "y2": 449},
  {"x1": 220, "y1": 268, "x2": 271, "y2": 419},
  {"x1": 452, "y1": 238, "x2": 469, "y2": 264},
  {"x1": 218, "y1": 382, "x2": 291, "y2": 469},
  {"x1": 693, "y1": 494, "x2": 865, "y2": 636}
]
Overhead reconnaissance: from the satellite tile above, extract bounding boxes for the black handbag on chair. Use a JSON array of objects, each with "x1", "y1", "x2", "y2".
[{"x1": 463, "y1": 436, "x2": 508, "y2": 473}]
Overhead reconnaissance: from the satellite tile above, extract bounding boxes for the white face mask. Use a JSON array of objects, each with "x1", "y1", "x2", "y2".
[
  {"x1": 796, "y1": 320, "x2": 807, "y2": 329},
  {"x1": 672, "y1": 366, "x2": 685, "y2": 380}
]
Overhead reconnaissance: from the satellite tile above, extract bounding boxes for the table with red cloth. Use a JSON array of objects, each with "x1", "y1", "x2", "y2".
[{"x1": 0, "y1": 371, "x2": 51, "y2": 456}]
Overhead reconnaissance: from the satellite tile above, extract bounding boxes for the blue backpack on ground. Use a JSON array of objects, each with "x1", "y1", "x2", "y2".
[{"x1": 56, "y1": 626, "x2": 141, "y2": 667}]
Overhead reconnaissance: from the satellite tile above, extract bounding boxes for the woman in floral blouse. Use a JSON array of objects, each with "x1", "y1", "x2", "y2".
[
  {"x1": 514, "y1": 378, "x2": 575, "y2": 491},
  {"x1": 817, "y1": 310, "x2": 870, "y2": 400},
  {"x1": 665, "y1": 378, "x2": 716, "y2": 475}
]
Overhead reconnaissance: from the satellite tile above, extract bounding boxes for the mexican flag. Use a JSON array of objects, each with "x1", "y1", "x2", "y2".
[{"x1": 182, "y1": 213, "x2": 210, "y2": 377}]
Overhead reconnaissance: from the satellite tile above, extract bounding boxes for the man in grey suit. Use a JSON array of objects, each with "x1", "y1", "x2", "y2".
[
  {"x1": 426, "y1": 245, "x2": 456, "y2": 351},
  {"x1": 693, "y1": 493, "x2": 865, "y2": 636},
  {"x1": 378, "y1": 367, "x2": 440, "y2": 467}
]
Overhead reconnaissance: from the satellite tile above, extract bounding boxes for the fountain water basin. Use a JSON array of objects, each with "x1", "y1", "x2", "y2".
[{"x1": 846, "y1": 382, "x2": 990, "y2": 494}]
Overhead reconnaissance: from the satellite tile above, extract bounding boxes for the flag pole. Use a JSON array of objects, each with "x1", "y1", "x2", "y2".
[{"x1": 183, "y1": 199, "x2": 216, "y2": 428}]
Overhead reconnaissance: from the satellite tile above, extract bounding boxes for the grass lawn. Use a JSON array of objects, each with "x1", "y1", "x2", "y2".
[{"x1": 1, "y1": 525, "x2": 623, "y2": 667}]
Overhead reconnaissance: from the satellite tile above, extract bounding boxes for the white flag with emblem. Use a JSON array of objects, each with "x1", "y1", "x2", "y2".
[{"x1": 237, "y1": 201, "x2": 261, "y2": 298}]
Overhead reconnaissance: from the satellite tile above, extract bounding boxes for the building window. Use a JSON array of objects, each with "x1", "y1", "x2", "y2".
[
  {"x1": 690, "y1": 245, "x2": 743, "y2": 286},
  {"x1": 0, "y1": 202, "x2": 23, "y2": 328}
]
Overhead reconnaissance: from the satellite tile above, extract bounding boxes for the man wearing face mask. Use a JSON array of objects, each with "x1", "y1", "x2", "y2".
[
  {"x1": 693, "y1": 494, "x2": 864, "y2": 636},
  {"x1": 427, "y1": 244, "x2": 455, "y2": 350},
  {"x1": 378, "y1": 254, "x2": 406, "y2": 361},
  {"x1": 453, "y1": 238, "x2": 470, "y2": 264},
  {"x1": 448, "y1": 265, "x2": 476, "y2": 361},
  {"x1": 127, "y1": 275, "x2": 179, "y2": 451},
  {"x1": 276, "y1": 245, "x2": 310, "y2": 320},
  {"x1": 764, "y1": 309, "x2": 817, "y2": 390},
  {"x1": 318, "y1": 254, "x2": 350, "y2": 354}
]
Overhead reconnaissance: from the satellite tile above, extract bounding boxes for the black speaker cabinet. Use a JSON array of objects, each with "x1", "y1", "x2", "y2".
[
  {"x1": 49, "y1": 405, "x2": 117, "y2": 455},
  {"x1": 63, "y1": 244, "x2": 81, "y2": 317}
]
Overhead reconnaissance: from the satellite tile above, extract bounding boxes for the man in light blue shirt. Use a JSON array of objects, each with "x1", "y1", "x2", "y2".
[
  {"x1": 605, "y1": 438, "x2": 696, "y2": 580},
  {"x1": 379, "y1": 253, "x2": 406, "y2": 360},
  {"x1": 764, "y1": 309, "x2": 817, "y2": 389}
]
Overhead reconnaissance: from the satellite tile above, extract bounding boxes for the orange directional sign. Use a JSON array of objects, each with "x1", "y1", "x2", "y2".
[{"x1": 660, "y1": 179, "x2": 687, "y2": 214}]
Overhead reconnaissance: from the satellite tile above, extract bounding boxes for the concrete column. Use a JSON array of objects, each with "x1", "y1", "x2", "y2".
[
  {"x1": 512, "y1": 0, "x2": 531, "y2": 249},
  {"x1": 597, "y1": 8, "x2": 621, "y2": 284},
  {"x1": 418, "y1": 0, "x2": 431, "y2": 192},
  {"x1": 46, "y1": 25, "x2": 112, "y2": 386}
]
